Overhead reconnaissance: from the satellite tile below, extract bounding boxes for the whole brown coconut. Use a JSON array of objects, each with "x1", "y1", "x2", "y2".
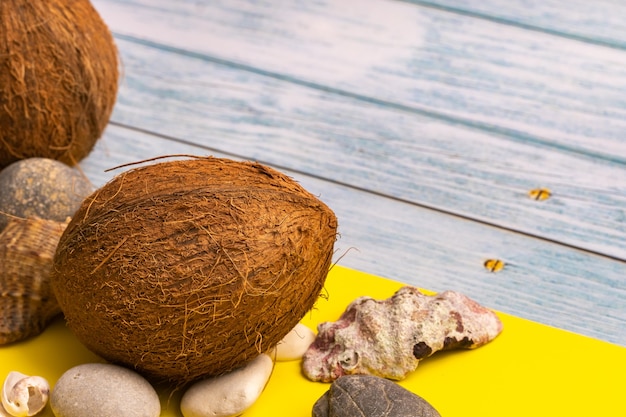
[
  {"x1": 52, "y1": 157, "x2": 338, "y2": 384},
  {"x1": 0, "y1": 0, "x2": 119, "y2": 169}
]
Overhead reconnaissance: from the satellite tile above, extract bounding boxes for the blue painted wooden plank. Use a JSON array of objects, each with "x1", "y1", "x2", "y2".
[
  {"x1": 92, "y1": 0, "x2": 626, "y2": 163},
  {"x1": 80, "y1": 124, "x2": 626, "y2": 346},
  {"x1": 107, "y1": 38, "x2": 626, "y2": 261},
  {"x1": 409, "y1": 0, "x2": 626, "y2": 49},
  {"x1": 79, "y1": 0, "x2": 626, "y2": 346}
]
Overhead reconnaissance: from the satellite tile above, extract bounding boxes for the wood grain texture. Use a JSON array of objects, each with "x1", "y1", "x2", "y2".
[
  {"x1": 81, "y1": 124, "x2": 626, "y2": 346},
  {"x1": 92, "y1": 0, "x2": 626, "y2": 161},
  {"x1": 76, "y1": 0, "x2": 626, "y2": 346},
  {"x1": 109, "y1": 38, "x2": 626, "y2": 260},
  {"x1": 411, "y1": 0, "x2": 626, "y2": 49}
]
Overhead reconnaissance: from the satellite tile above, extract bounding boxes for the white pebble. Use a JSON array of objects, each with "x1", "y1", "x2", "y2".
[
  {"x1": 274, "y1": 323, "x2": 316, "y2": 361},
  {"x1": 180, "y1": 353, "x2": 274, "y2": 417},
  {"x1": 50, "y1": 363, "x2": 160, "y2": 417}
]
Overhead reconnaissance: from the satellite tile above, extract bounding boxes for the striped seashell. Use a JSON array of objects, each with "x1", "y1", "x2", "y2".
[{"x1": 0, "y1": 217, "x2": 68, "y2": 345}]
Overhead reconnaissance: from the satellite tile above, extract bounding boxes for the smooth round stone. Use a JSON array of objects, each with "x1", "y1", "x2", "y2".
[
  {"x1": 180, "y1": 353, "x2": 274, "y2": 417},
  {"x1": 274, "y1": 323, "x2": 316, "y2": 361},
  {"x1": 0, "y1": 158, "x2": 92, "y2": 231},
  {"x1": 50, "y1": 363, "x2": 160, "y2": 417},
  {"x1": 313, "y1": 375, "x2": 441, "y2": 417}
]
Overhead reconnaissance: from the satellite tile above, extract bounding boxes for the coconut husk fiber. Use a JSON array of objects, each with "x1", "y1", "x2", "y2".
[
  {"x1": 52, "y1": 157, "x2": 338, "y2": 385},
  {"x1": 0, "y1": 0, "x2": 118, "y2": 169}
]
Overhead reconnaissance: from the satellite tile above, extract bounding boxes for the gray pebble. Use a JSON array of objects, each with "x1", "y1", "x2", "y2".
[
  {"x1": 0, "y1": 158, "x2": 92, "y2": 231},
  {"x1": 50, "y1": 363, "x2": 161, "y2": 417},
  {"x1": 313, "y1": 375, "x2": 441, "y2": 417}
]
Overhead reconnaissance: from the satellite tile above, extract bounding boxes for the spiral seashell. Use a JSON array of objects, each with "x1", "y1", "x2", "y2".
[
  {"x1": 303, "y1": 286, "x2": 503, "y2": 382},
  {"x1": 0, "y1": 217, "x2": 68, "y2": 345},
  {"x1": 1, "y1": 371, "x2": 50, "y2": 417}
]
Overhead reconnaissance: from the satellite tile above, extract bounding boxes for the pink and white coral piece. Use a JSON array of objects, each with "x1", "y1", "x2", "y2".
[{"x1": 303, "y1": 286, "x2": 503, "y2": 382}]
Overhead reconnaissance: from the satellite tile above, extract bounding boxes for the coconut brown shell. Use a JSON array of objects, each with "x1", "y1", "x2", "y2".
[
  {"x1": 52, "y1": 158, "x2": 338, "y2": 384},
  {"x1": 0, "y1": 0, "x2": 119, "y2": 168}
]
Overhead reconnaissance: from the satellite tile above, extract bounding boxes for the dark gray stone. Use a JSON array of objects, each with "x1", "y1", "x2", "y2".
[
  {"x1": 0, "y1": 158, "x2": 92, "y2": 231},
  {"x1": 313, "y1": 375, "x2": 441, "y2": 417}
]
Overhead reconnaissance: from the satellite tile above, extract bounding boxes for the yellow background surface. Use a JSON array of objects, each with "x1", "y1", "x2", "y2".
[{"x1": 1, "y1": 265, "x2": 624, "y2": 416}]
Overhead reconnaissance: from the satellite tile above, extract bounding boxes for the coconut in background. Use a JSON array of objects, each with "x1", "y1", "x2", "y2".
[
  {"x1": 0, "y1": 0, "x2": 119, "y2": 168},
  {"x1": 0, "y1": 0, "x2": 118, "y2": 352}
]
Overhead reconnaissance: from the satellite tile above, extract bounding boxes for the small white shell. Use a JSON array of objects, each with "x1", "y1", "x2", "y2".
[{"x1": 1, "y1": 371, "x2": 50, "y2": 417}]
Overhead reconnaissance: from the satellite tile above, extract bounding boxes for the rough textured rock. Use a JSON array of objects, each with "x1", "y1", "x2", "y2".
[
  {"x1": 303, "y1": 286, "x2": 503, "y2": 382},
  {"x1": 0, "y1": 158, "x2": 92, "y2": 232},
  {"x1": 313, "y1": 375, "x2": 441, "y2": 417}
]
